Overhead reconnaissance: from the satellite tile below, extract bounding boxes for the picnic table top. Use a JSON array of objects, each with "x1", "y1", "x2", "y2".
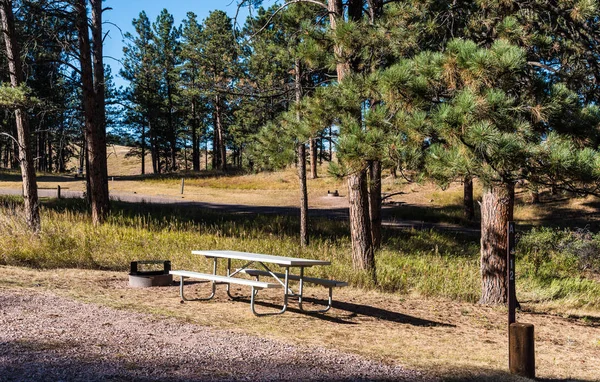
[{"x1": 191, "y1": 250, "x2": 331, "y2": 267}]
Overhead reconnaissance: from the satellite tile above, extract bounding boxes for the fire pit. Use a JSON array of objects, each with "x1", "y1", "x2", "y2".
[{"x1": 129, "y1": 260, "x2": 173, "y2": 288}]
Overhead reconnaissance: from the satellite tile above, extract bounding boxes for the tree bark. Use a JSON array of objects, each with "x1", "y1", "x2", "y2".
[
  {"x1": 329, "y1": 126, "x2": 333, "y2": 161},
  {"x1": 212, "y1": 113, "x2": 218, "y2": 170},
  {"x1": 298, "y1": 143, "x2": 309, "y2": 247},
  {"x1": 530, "y1": 188, "x2": 540, "y2": 204},
  {"x1": 328, "y1": 0, "x2": 375, "y2": 277},
  {"x1": 166, "y1": 76, "x2": 177, "y2": 172},
  {"x1": 464, "y1": 176, "x2": 475, "y2": 221},
  {"x1": 480, "y1": 182, "x2": 515, "y2": 305},
  {"x1": 327, "y1": 0, "x2": 350, "y2": 79},
  {"x1": 77, "y1": 0, "x2": 109, "y2": 224},
  {"x1": 192, "y1": 100, "x2": 200, "y2": 171},
  {"x1": 0, "y1": 0, "x2": 40, "y2": 233},
  {"x1": 295, "y1": 58, "x2": 309, "y2": 247},
  {"x1": 368, "y1": 160, "x2": 382, "y2": 249},
  {"x1": 47, "y1": 131, "x2": 52, "y2": 173},
  {"x1": 141, "y1": 119, "x2": 146, "y2": 175},
  {"x1": 214, "y1": 95, "x2": 227, "y2": 171},
  {"x1": 309, "y1": 137, "x2": 318, "y2": 179},
  {"x1": 348, "y1": 168, "x2": 376, "y2": 281}
]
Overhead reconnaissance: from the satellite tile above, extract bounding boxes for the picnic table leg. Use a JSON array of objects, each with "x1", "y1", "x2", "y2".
[
  {"x1": 297, "y1": 266, "x2": 333, "y2": 313},
  {"x1": 298, "y1": 267, "x2": 305, "y2": 308},
  {"x1": 178, "y1": 276, "x2": 216, "y2": 302},
  {"x1": 250, "y1": 267, "x2": 289, "y2": 316},
  {"x1": 283, "y1": 267, "x2": 289, "y2": 308},
  {"x1": 226, "y1": 259, "x2": 258, "y2": 300},
  {"x1": 226, "y1": 258, "x2": 233, "y2": 298}
]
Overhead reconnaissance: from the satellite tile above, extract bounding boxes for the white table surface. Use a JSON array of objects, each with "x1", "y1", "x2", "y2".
[{"x1": 191, "y1": 250, "x2": 331, "y2": 267}]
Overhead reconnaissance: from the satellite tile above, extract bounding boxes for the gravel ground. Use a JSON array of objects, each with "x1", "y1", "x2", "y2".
[{"x1": 0, "y1": 290, "x2": 432, "y2": 382}]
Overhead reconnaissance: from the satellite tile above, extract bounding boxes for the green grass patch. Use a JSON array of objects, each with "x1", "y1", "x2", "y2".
[
  {"x1": 385, "y1": 204, "x2": 480, "y2": 227},
  {"x1": 0, "y1": 195, "x2": 598, "y2": 309}
]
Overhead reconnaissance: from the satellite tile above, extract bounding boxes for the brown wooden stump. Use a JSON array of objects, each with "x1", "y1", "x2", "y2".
[{"x1": 509, "y1": 322, "x2": 535, "y2": 378}]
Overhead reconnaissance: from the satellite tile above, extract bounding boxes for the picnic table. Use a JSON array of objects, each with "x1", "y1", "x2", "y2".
[{"x1": 170, "y1": 250, "x2": 347, "y2": 316}]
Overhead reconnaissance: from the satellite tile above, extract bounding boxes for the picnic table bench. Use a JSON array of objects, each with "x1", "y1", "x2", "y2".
[{"x1": 169, "y1": 250, "x2": 346, "y2": 316}]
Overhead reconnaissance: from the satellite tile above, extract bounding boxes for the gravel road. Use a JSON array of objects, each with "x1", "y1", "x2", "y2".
[{"x1": 0, "y1": 289, "x2": 431, "y2": 381}]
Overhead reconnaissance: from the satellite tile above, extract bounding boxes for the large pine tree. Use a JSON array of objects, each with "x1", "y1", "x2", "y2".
[
  {"x1": 0, "y1": 0, "x2": 40, "y2": 232},
  {"x1": 121, "y1": 11, "x2": 163, "y2": 174}
]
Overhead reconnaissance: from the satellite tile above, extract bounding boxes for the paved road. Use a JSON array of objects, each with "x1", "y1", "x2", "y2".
[{"x1": 0, "y1": 188, "x2": 479, "y2": 234}]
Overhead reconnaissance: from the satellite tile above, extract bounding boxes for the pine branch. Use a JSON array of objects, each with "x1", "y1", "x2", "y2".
[
  {"x1": 526, "y1": 61, "x2": 559, "y2": 74},
  {"x1": 249, "y1": 0, "x2": 328, "y2": 39}
]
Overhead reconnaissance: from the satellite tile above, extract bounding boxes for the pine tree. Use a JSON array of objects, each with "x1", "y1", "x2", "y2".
[
  {"x1": 0, "y1": 0, "x2": 40, "y2": 233},
  {"x1": 180, "y1": 12, "x2": 206, "y2": 172},
  {"x1": 383, "y1": 37, "x2": 600, "y2": 304},
  {"x1": 243, "y1": 3, "x2": 330, "y2": 246},
  {"x1": 200, "y1": 11, "x2": 238, "y2": 171},
  {"x1": 153, "y1": 9, "x2": 181, "y2": 172},
  {"x1": 75, "y1": 0, "x2": 110, "y2": 225},
  {"x1": 121, "y1": 11, "x2": 162, "y2": 174}
]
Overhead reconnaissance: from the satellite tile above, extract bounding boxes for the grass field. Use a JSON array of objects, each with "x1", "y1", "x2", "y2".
[{"x1": 1, "y1": 158, "x2": 600, "y2": 380}]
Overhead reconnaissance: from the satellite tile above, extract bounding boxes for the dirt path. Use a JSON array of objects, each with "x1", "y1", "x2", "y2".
[
  {"x1": 0, "y1": 188, "x2": 478, "y2": 234},
  {"x1": 0, "y1": 289, "x2": 429, "y2": 382}
]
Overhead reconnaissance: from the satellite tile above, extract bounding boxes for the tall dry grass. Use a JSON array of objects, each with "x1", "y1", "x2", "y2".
[{"x1": 0, "y1": 195, "x2": 598, "y2": 309}]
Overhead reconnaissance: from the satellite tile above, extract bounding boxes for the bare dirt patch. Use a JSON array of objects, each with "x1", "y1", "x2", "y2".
[{"x1": 1, "y1": 266, "x2": 598, "y2": 381}]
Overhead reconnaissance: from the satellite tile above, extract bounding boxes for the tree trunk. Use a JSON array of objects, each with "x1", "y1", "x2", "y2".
[
  {"x1": 183, "y1": 142, "x2": 188, "y2": 170},
  {"x1": 464, "y1": 176, "x2": 475, "y2": 221},
  {"x1": 77, "y1": 0, "x2": 109, "y2": 224},
  {"x1": 309, "y1": 137, "x2": 318, "y2": 179},
  {"x1": 192, "y1": 100, "x2": 200, "y2": 171},
  {"x1": 348, "y1": 169, "x2": 376, "y2": 280},
  {"x1": 0, "y1": 0, "x2": 40, "y2": 233},
  {"x1": 36, "y1": 132, "x2": 43, "y2": 171},
  {"x1": 298, "y1": 143, "x2": 308, "y2": 247},
  {"x1": 295, "y1": 58, "x2": 308, "y2": 247},
  {"x1": 141, "y1": 120, "x2": 146, "y2": 175},
  {"x1": 530, "y1": 188, "x2": 540, "y2": 204},
  {"x1": 212, "y1": 119, "x2": 218, "y2": 170},
  {"x1": 149, "y1": 119, "x2": 158, "y2": 174},
  {"x1": 327, "y1": 0, "x2": 350, "y2": 79},
  {"x1": 214, "y1": 95, "x2": 227, "y2": 171},
  {"x1": 368, "y1": 160, "x2": 382, "y2": 249},
  {"x1": 205, "y1": 137, "x2": 208, "y2": 170},
  {"x1": 166, "y1": 78, "x2": 177, "y2": 172},
  {"x1": 328, "y1": 0, "x2": 374, "y2": 278},
  {"x1": 329, "y1": 126, "x2": 333, "y2": 162},
  {"x1": 480, "y1": 182, "x2": 515, "y2": 305},
  {"x1": 47, "y1": 131, "x2": 52, "y2": 173}
]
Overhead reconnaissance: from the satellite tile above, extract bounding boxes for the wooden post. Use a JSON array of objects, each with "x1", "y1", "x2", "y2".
[
  {"x1": 507, "y1": 221, "x2": 535, "y2": 378},
  {"x1": 507, "y1": 221, "x2": 516, "y2": 326},
  {"x1": 57, "y1": 185, "x2": 61, "y2": 199},
  {"x1": 180, "y1": 178, "x2": 184, "y2": 195},
  {"x1": 509, "y1": 323, "x2": 535, "y2": 378}
]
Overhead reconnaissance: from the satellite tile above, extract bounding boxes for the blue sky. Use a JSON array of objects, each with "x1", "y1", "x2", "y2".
[{"x1": 103, "y1": 0, "x2": 277, "y2": 88}]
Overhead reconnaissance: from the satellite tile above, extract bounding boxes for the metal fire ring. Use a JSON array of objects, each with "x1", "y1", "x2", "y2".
[{"x1": 129, "y1": 260, "x2": 173, "y2": 288}]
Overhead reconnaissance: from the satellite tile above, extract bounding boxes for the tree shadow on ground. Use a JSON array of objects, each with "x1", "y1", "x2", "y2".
[
  {"x1": 0, "y1": 171, "x2": 83, "y2": 183},
  {"x1": 113, "y1": 168, "x2": 245, "y2": 182},
  {"x1": 442, "y1": 369, "x2": 592, "y2": 382},
  {"x1": 36, "y1": 197, "x2": 481, "y2": 259},
  {"x1": 1, "y1": 338, "x2": 422, "y2": 382},
  {"x1": 519, "y1": 307, "x2": 600, "y2": 326},
  {"x1": 235, "y1": 296, "x2": 454, "y2": 327},
  {"x1": 383, "y1": 202, "x2": 480, "y2": 229},
  {"x1": 519, "y1": 198, "x2": 600, "y2": 231}
]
